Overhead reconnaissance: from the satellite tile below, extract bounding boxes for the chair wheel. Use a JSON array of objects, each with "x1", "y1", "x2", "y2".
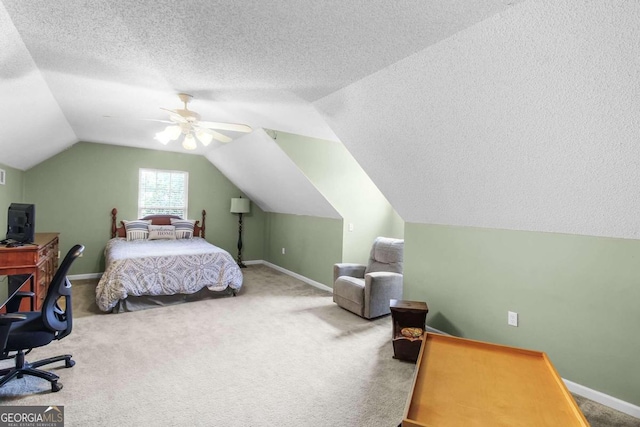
[
  {"x1": 51, "y1": 382, "x2": 63, "y2": 392},
  {"x1": 65, "y1": 359, "x2": 75, "y2": 368}
]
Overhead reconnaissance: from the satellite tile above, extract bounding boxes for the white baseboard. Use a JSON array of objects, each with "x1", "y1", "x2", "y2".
[
  {"x1": 425, "y1": 326, "x2": 449, "y2": 335},
  {"x1": 564, "y1": 379, "x2": 640, "y2": 419},
  {"x1": 68, "y1": 273, "x2": 102, "y2": 280},
  {"x1": 257, "y1": 260, "x2": 333, "y2": 293}
]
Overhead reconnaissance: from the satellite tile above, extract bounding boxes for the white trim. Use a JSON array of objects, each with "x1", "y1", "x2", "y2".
[
  {"x1": 425, "y1": 326, "x2": 449, "y2": 335},
  {"x1": 258, "y1": 260, "x2": 333, "y2": 293},
  {"x1": 563, "y1": 379, "x2": 640, "y2": 419},
  {"x1": 68, "y1": 273, "x2": 103, "y2": 280}
]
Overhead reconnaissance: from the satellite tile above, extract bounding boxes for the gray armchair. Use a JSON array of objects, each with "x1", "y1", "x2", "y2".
[{"x1": 333, "y1": 237, "x2": 404, "y2": 319}]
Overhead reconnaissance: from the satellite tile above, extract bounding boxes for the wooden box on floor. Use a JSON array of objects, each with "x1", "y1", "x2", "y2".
[
  {"x1": 390, "y1": 299, "x2": 428, "y2": 363},
  {"x1": 401, "y1": 333, "x2": 589, "y2": 427}
]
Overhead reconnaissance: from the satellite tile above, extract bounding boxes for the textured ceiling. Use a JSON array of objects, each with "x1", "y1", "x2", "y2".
[
  {"x1": 316, "y1": 1, "x2": 640, "y2": 239},
  {"x1": 0, "y1": 0, "x2": 517, "y2": 170}
]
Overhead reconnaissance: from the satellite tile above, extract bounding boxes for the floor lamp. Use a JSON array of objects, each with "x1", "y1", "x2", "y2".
[{"x1": 230, "y1": 197, "x2": 250, "y2": 268}]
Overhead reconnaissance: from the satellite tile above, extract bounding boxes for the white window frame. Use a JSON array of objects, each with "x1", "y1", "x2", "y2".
[{"x1": 138, "y1": 168, "x2": 189, "y2": 218}]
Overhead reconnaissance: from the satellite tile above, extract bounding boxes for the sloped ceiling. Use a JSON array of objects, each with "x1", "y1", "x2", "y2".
[
  {"x1": 315, "y1": 0, "x2": 640, "y2": 239},
  {"x1": 206, "y1": 129, "x2": 340, "y2": 219},
  {"x1": 0, "y1": 0, "x2": 519, "y2": 171}
]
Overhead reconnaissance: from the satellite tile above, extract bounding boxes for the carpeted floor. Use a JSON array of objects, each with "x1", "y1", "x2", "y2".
[{"x1": 0, "y1": 265, "x2": 638, "y2": 426}]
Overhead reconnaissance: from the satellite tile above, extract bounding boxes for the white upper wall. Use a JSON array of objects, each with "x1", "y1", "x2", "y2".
[
  {"x1": 205, "y1": 129, "x2": 340, "y2": 219},
  {"x1": 0, "y1": 2, "x2": 77, "y2": 168},
  {"x1": 316, "y1": 0, "x2": 640, "y2": 240}
]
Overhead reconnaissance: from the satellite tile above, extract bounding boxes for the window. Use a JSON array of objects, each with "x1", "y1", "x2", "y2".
[{"x1": 138, "y1": 169, "x2": 188, "y2": 218}]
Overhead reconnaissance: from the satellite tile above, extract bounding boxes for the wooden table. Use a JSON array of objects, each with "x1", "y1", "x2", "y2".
[{"x1": 402, "y1": 333, "x2": 588, "y2": 426}]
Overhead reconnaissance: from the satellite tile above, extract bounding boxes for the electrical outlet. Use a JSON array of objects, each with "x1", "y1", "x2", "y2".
[
  {"x1": 508, "y1": 311, "x2": 518, "y2": 327},
  {"x1": 281, "y1": 247, "x2": 285, "y2": 255},
  {"x1": 348, "y1": 223, "x2": 354, "y2": 232}
]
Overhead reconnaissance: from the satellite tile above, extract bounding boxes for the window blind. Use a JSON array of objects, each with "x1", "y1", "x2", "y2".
[{"x1": 138, "y1": 168, "x2": 189, "y2": 218}]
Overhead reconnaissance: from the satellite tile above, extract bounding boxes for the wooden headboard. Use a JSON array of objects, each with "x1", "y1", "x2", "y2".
[{"x1": 110, "y1": 208, "x2": 206, "y2": 239}]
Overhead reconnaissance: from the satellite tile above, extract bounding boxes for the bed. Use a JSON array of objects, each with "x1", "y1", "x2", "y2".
[{"x1": 95, "y1": 208, "x2": 243, "y2": 313}]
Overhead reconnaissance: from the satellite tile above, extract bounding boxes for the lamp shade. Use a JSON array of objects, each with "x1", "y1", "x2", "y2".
[
  {"x1": 195, "y1": 129, "x2": 214, "y2": 146},
  {"x1": 182, "y1": 133, "x2": 197, "y2": 150},
  {"x1": 230, "y1": 198, "x2": 250, "y2": 214}
]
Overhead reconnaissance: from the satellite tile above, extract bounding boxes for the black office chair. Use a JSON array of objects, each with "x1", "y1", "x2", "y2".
[{"x1": 0, "y1": 244, "x2": 84, "y2": 392}]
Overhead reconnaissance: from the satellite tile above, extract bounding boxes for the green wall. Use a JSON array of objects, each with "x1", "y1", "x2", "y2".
[
  {"x1": 274, "y1": 132, "x2": 403, "y2": 264},
  {"x1": 23, "y1": 142, "x2": 265, "y2": 275},
  {"x1": 265, "y1": 212, "x2": 342, "y2": 286},
  {"x1": 403, "y1": 222, "x2": 640, "y2": 406},
  {"x1": 0, "y1": 163, "x2": 25, "y2": 230}
]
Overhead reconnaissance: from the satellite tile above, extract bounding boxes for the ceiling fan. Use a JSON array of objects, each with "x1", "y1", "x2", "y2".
[{"x1": 152, "y1": 93, "x2": 252, "y2": 150}]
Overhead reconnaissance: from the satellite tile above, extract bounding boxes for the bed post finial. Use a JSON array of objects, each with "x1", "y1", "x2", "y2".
[
  {"x1": 111, "y1": 208, "x2": 118, "y2": 238},
  {"x1": 201, "y1": 210, "x2": 206, "y2": 238}
]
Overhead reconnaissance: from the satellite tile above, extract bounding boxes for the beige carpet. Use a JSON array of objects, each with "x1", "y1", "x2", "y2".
[
  {"x1": 0, "y1": 265, "x2": 638, "y2": 427},
  {"x1": 0, "y1": 265, "x2": 415, "y2": 426}
]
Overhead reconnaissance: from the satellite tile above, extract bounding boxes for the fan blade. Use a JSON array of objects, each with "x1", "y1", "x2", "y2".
[
  {"x1": 197, "y1": 121, "x2": 252, "y2": 133},
  {"x1": 193, "y1": 123, "x2": 238, "y2": 146},
  {"x1": 160, "y1": 108, "x2": 188, "y2": 123},
  {"x1": 209, "y1": 129, "x2": 233, "y2": 144}
]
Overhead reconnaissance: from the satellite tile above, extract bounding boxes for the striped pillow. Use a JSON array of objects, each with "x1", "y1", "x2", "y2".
[
  {"x1": 170, "y1": 219, "x2": 196, "y2": 239},
  {"x1": 123, "y1": 220, "x2": 152, "y2": 241}
]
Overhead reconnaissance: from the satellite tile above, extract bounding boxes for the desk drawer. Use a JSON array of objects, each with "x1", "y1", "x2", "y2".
[{"x1": 0, "y1": 249, "x2": 38, "y2": 267}]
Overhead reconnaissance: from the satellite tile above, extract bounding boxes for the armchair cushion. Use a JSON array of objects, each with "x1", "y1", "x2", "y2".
[
  {"x1": 333, "y1": 263, "x2": 366, "y2": 282},
  {"x1": 365, "y1": 237, "x2": 403, "y2": 274}
]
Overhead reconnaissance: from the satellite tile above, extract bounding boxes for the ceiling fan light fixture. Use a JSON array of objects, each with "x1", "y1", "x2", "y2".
[
  {"x1": 195, "y1": 129, "x2": 214, "y2": 146},
  {"x1": 165, "y1": 125, "x2": 182, "y2": 140},
  {"x1": 154, "y1": 131, "x2": 171, "y2": 145},
  {"x1": 152, "y1": 93, "x2": 252, "y2": 150},
  {"x1": 182, "y1": 133, "x2": 197, "y2": 150},
  {"x1": 154, "y1": 125, "x2": 182, "y2": 145}
]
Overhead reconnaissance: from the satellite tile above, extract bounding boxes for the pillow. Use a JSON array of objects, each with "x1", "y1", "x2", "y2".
[
  {"x1": 123, "y1": 220, "x2": 152, "y2": 241},
  {"x1": 148, "y1": 225, "x2": 176, "y2": 240},
  {"x1": 170, "y1": 219, "x2": 196, "y2": 239}
]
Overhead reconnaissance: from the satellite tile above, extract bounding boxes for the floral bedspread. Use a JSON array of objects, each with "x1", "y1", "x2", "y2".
[{"x1": 96, "y1": 237, "x2": 243, "y2": 312}]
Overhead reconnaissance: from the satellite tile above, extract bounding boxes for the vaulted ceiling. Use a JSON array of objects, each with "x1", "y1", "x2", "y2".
[{"x1": 0, "y1": 0, "x2": 518, "y2": 170}]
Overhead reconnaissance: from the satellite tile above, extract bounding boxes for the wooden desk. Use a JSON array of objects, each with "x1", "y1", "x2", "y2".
[
  {"x1": 0, "y1": 233, "x2": 59, "y2": 311},
  {"x1": 402, "y1": 333, "x2": 588, "y2": 426}
]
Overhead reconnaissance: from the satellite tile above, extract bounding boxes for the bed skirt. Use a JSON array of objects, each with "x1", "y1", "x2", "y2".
[{"x1": 110, "y1": 286, "x2": 238, "y2": 313}]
